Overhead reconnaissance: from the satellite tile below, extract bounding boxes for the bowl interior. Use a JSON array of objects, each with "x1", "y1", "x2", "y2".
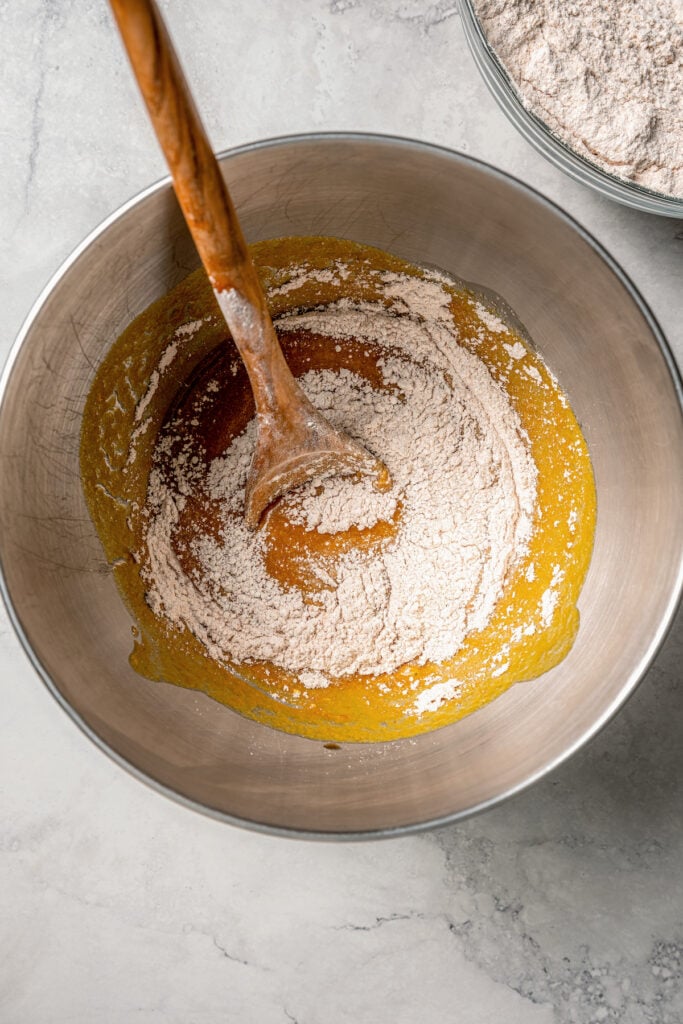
[{"x1": 1, "y1": 135, "x2": 682, "y2": 836}]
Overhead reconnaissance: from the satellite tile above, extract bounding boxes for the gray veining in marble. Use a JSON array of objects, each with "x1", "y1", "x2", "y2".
[{"x1": 1, "y1": 2, "x2": 681, "y2": 1022}]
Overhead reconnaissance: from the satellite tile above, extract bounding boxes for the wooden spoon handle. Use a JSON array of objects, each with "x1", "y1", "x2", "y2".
[{"x1": 109, "y1": 0, "x2": 291, "y2": 403}]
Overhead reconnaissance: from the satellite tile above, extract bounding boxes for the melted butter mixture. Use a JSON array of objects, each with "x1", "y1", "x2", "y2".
[{"x1": 81, "y1": 237, "x2": 596, "y2": 742}]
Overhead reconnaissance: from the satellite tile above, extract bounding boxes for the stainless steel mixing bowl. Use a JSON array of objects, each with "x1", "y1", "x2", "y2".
[{"x1": 1, "y1": 134, "x2": 682, "y2": 838}]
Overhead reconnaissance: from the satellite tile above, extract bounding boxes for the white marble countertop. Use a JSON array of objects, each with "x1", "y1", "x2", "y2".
[{"x1": 1, "y1": 2, "x2": 682, "y2": 1021}]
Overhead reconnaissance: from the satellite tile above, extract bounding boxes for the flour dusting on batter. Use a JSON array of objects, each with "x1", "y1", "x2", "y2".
[{"x1": 141, "y1": 271, "x2": 538, "y2": 682}]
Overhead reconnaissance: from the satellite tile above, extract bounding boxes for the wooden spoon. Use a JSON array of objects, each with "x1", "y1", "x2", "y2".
[{"x1": 109, "y1": 0, "x2": 390, "y2": 528}]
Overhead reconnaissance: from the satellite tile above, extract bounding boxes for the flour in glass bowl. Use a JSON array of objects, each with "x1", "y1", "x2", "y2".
[
  {"x1": 473, "y1": 0, "x2": 683, "y2": 198},
  {"x1": 142, "y1": 271, "x2": 539, "y2": 686}
]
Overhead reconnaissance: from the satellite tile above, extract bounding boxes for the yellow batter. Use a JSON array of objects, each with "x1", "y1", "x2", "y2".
[{"x1": 81, "y1": 237, "x2": 596, "y2": 742}]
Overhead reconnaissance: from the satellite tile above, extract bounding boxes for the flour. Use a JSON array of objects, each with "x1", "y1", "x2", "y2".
[
  {"x1": 474, "y1": 0, "x2": 683, "y2": 197},
  {"x1": 133, "y1": 341, "x2": 179, "y2": 425},
  {"x1": 174, "y1": 319, "x2": 205, "y2": 338},
  {"x1": 298, "y1": 670, "x2": 331, "y2": 689},
  {"x1": 141, "y1": 271, "x2": 540, "y2": 686},
  {"x1": 269, "y1": 262, "x2": 351, "y2": 296},
  {"x1": 411, "y1": 678, "x2": 464, "y2": 716},
  {"x1": 285, "y1": 471, "x2": 399, "y2": 534},
  {"x1": 129, "y1": 320, "x2": 213, "y2": 456},
  {"x1": 504, "y1": 341, "x2": 527, "y2": 361}
]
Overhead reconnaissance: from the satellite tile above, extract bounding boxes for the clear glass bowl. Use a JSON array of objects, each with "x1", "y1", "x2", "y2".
[{"x1": 460, "y1": 0, "x2": 683, "y2": 218}]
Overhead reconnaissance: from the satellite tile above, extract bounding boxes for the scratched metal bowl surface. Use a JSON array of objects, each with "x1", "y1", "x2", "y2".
[{"x1": 1, "y1": 133, "x2": 682, "y2": 838}]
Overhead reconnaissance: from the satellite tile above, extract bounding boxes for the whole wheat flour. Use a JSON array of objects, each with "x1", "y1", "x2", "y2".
[
  {"x1": 474, "y1": 0, "x2": 683, "y2": 197},
  {"x1": 142, "y1": 272, "x2": 538, "y2": 683}
]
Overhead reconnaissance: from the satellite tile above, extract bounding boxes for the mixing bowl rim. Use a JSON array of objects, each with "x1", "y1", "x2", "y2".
[{"x1": 1, "y1": 130, "x2": 682, "y2": 841}]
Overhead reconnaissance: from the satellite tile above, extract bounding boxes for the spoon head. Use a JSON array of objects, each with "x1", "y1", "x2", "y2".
[{"x1": 244, "y1": 402, "x2": 392, "y2": 529}]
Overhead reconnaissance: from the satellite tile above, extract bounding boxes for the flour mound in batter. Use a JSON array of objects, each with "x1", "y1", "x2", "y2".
[{"x1": 142, "y1": 277, "x2": 538, "y2": 681}]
